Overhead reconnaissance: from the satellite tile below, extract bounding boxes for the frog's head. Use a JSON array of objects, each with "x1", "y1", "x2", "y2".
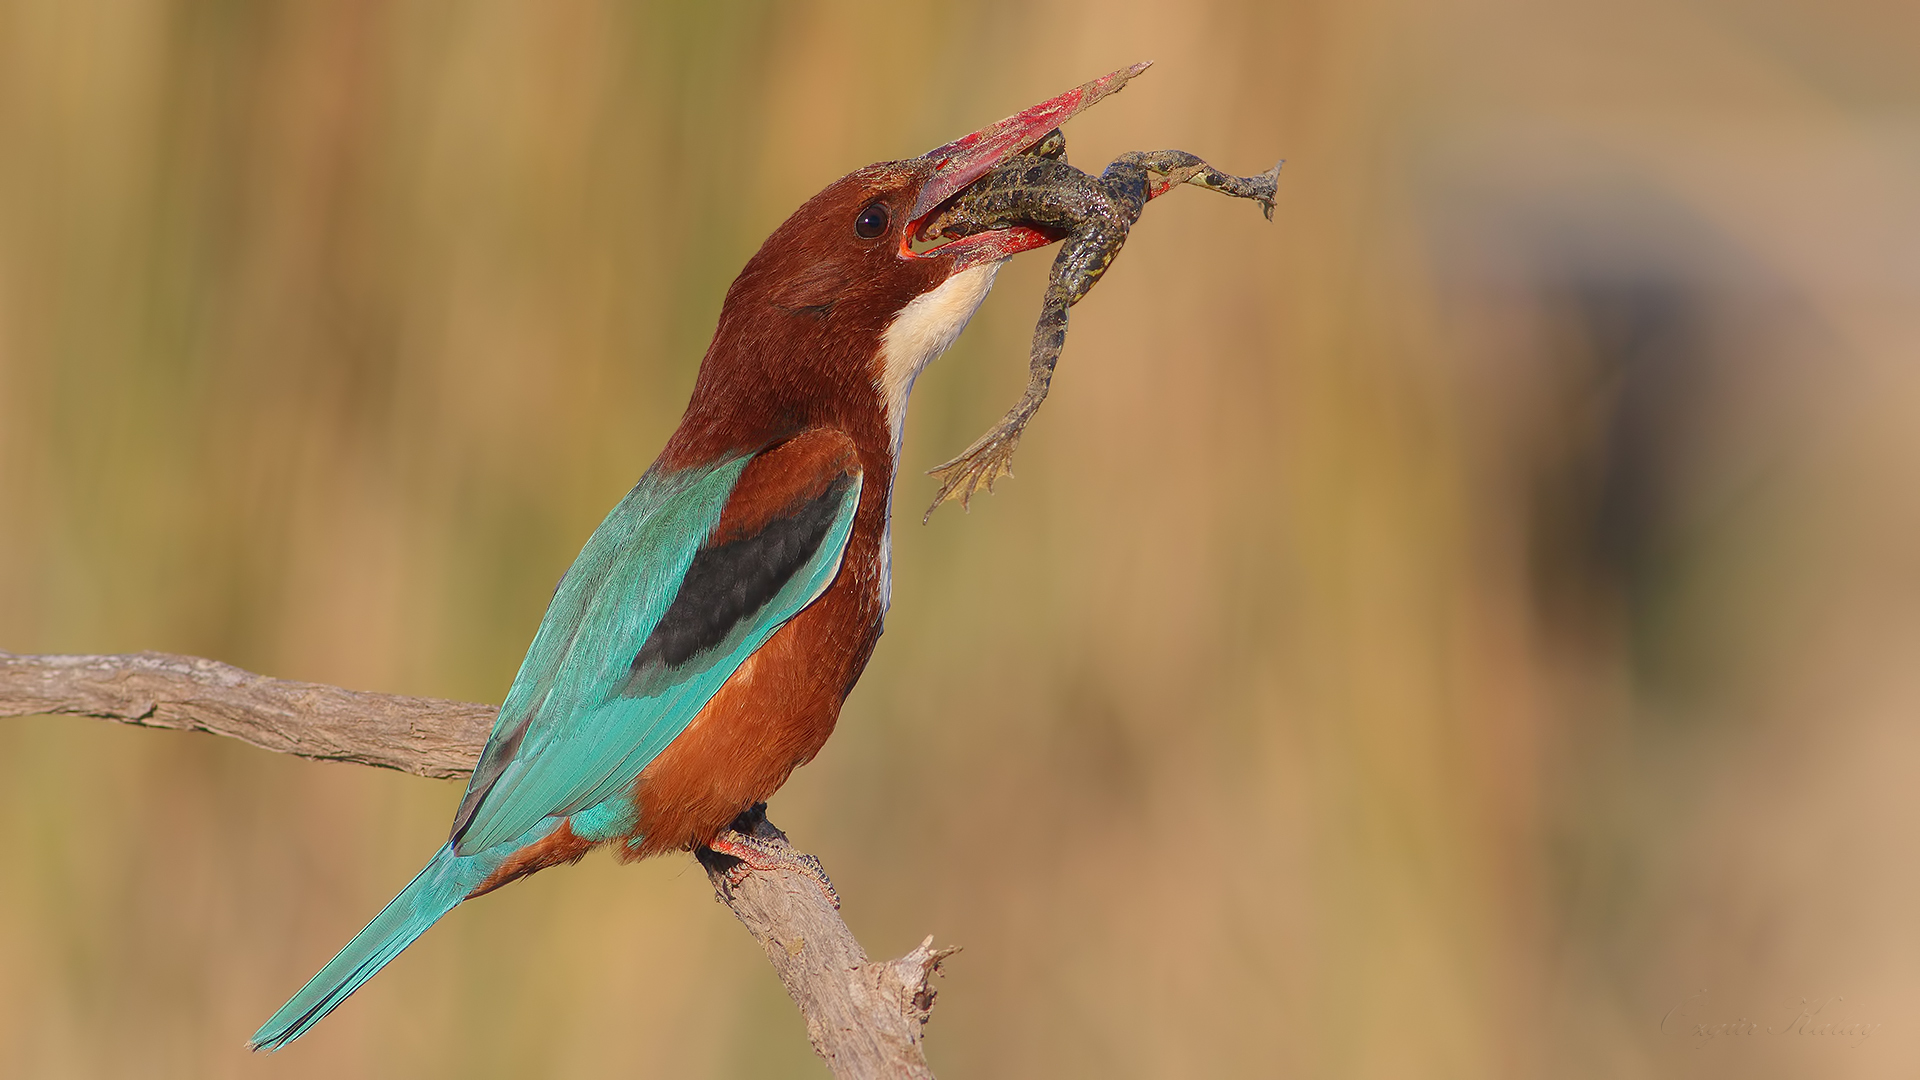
[{"x1": 892, "y1": 63, "x2": 1147, "y2": 266}]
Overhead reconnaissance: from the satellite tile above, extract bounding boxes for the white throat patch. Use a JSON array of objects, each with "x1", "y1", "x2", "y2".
[
  {"x1": 871, "y1": 259, "x2": 1002, "y2": 614},
  {"x1": 875, "y1": 260, "x2": 1002, "y2": 457}
]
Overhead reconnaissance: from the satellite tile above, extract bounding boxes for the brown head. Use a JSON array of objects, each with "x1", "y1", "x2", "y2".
[{"x1": 660, "y1": 63, "x2": 1151, "y2": 472}]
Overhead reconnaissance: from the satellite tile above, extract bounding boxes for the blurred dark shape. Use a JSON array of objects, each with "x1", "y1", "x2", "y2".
[
  {"x1": 1484, "y1": 190, "x2": 1815, "y2": 699},
  {"x1": 1577, "y1": 273, "x2": 1704, "y2": 590},
  {"x1": 1529, "y1": 266, "x2": 1711, "y2": 681}
]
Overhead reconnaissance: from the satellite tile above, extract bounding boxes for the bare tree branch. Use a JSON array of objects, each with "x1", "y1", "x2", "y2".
[
  {"x1": 699, "y1": 814, "x2": 956, "y2": 1079},
  {"x1": 0, "y1": 650, "x2": 494, "y2": 778},
  {"x1": 0, "y1": 649, "x2": 951, "y2": 1079}
]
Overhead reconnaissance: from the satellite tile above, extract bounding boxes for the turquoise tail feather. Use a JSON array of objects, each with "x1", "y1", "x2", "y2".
[{"x1": 249, "y1": 842, "x2": 495, "y2": 1052}]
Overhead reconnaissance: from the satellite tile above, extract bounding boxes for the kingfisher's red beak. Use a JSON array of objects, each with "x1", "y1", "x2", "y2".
[{"x1": 900, "y1": 62, "x2": 1151, "y2": 270}]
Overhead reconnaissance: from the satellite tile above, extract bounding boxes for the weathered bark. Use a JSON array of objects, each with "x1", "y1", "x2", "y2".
[
  {"x1": 699, "y1": 813, "x2": 956, "y2": 1079},
  {"x1": 0, "y1": 649, "x2": 951, "y2": 1079},
  {"x1": 0, "y1": 650, "x2": 493, "y2": 778}
]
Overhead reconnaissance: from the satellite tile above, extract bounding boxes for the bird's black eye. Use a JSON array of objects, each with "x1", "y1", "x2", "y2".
[{"x1": 854, "y1": 202, "x2": 890, "y2": 239}]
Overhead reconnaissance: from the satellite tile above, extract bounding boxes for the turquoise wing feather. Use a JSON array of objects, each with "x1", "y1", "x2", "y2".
[{"x1": 451, "y1": 452, "x2": 862, "y2": 854}]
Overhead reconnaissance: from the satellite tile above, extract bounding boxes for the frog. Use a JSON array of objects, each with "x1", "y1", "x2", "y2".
[{"x1": 914, "y1": 128, "x2": 1281, "y2": 519}]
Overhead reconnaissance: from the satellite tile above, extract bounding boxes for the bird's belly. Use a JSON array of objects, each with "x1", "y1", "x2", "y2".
[{"x1": 616, "y1": 579, "x2": 876, "y2": 859}]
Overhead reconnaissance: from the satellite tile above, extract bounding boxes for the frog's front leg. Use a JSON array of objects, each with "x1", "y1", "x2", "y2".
[{"x1": 1113, "y1": 150, "x2": 1282, "y2": 220}]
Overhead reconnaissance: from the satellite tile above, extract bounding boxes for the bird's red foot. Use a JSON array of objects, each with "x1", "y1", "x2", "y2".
[{"x1": 702, "y1": 806, "x2": 841, "y2": 909}]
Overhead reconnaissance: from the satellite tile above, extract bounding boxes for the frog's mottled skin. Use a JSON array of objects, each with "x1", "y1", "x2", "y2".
[{"x1": 917, "y1": 130, "x2": 1281, "y2": 517}]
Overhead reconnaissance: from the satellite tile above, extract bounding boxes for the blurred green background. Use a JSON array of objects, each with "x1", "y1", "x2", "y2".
[{"x1": 3, "y1": 1, "x2": 1918, "y2": 1077}]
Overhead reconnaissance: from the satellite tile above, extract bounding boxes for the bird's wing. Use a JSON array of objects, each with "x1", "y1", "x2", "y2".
[{"x1": 450, "y1": 432, "x2": 864, "y2": 854}]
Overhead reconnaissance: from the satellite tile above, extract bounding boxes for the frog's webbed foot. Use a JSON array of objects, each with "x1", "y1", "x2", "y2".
[
  {"x1": 1118, "y1": 150, "x2": 1283, "y2": 221},
  {"x1": 921, "y1": 402, "x2": 1036, "y2": 522}
]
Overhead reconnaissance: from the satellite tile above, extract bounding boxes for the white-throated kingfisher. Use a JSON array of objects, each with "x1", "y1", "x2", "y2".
[{"x1": 250, "y1": 65, "x2": 1149, "y2": 1050}]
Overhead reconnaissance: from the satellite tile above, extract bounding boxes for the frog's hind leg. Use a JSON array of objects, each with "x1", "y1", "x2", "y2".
[
  {"x1": 1116, "y1": 150, "x2": 1283, "y2": 220},
  {"x1": 923, "y1": 275, "x2": 1073, "y2": 520}
]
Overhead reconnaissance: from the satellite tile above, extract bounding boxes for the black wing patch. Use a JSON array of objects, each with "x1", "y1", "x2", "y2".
[{"x1": 624, "y1": 474, "x2": 853, "y2": 691}]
